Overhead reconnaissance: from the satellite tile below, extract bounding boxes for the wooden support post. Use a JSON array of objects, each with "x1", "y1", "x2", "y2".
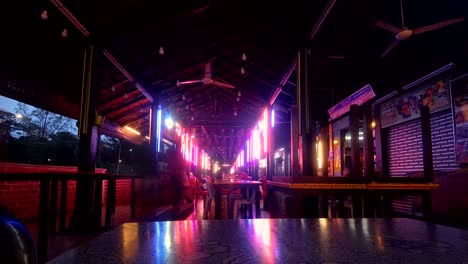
[
  {"x1": 349, "y1": 105, "x2": 361, "y2": 179},
  {"x1": 420, "y1": 105, "x2": 434, "y2": 182},
  {"x1": 49, "y1": 179, "x2": 58, "y2": 233},
  {"x1": 373, "y1": 105, "x2": 385, "y2": 178},
  {"x1": 320, "y1": 195, "x2": 329, "y2": 217},
  {"x1": 59, "y1": 179, "x2": 67, "y2": 233},
  {"x1": 37, "y1": 178, "x2": 50, "y2": 264},
  {"x1": 422, "y1": 191, "x2": 432, "y2": 220},
  {"x1": 291, "y1": 105, "x2": 299, "y2": 179},
  {"x1": 363, "y1": 192, "x2": 376, "y2": 218},
  {"x1": 321, "y1": 125, "x2": 329, "y2": 177},
  {"x1": 93, "y1": 178, "x2": 103, "y2": 228},
  {"x1": 352, "y1": 193, "x2": 363, "y2": 218},
  {"x1": 74, "y1": 40, "x2": 99, "y2": 229},
  {"x1": 362, "y1": 104, "x2": 375, "y2": 179}
]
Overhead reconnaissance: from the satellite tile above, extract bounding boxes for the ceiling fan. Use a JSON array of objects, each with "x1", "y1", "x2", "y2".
[
  {"x1": 375, "y1": 0, "x2": 464, "y2": 57},
  {"x1": 176, "y1": 61, "x2": 236, "y2": 89}
]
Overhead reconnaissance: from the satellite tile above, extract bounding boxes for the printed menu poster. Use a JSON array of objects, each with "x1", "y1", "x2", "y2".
[
  {"x1": 380, "y1": 79, "x2": 450, "y2": 128},
  {"x1": 454, "y1": 94, "x2": 468, "y2": 163}
]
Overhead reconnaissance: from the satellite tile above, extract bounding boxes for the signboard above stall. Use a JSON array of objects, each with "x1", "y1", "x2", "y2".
[
  {"x1": 328, "y1": 84, "x2": 376, "y2": 120},
  {"x1": 380, "y1": 79, "x2": 450, "y2": 128}
]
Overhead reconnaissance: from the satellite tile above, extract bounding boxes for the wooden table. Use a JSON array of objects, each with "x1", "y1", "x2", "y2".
[
  {"x1": 213, "y1": 180, "x2": 261, "y2": 219},
  {"x1": 48, "y1": 218, "x2": 468, "y2": 263}
]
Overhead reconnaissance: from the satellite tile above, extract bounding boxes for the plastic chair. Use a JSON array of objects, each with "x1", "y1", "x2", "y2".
[
  {"x1": 233, "y1": 186, "x2": 256, "y2": 219},
  {"x1": 202, "y1": 178, "x2": 227, "y2": 219}
]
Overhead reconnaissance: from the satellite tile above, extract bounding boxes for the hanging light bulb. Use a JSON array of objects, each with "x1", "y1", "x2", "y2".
[
  {"x1": 182, "y1": 94, "x2": 186, "y2": 100},
  {"x1": 241, "y1": 53, "x2": 247, "y2": 61},
  {"x1": 234, "y1": 111, "x2": 238, "y2": 116},
  {"x1": 61, "y1": 29, "x2": 68, "y2": 38},
  {"x1": 191, "y1": 116, "x2": 195, "y2": 121},
  {"x1": 111, "y1": 86, "x2": 116, "y2": 92},
  {"x1": 240, "y1": 67, "x2": 245, "y2": 75},
  {"x1": 238, "y1": 91, "x2": 241, "y2": 97},
  {"x1": 176, "y1": 80, "x2": 180, "y2": 87},
  {"x1": 237, "y1": 97, "x2": 240, "y2": 102},
  {"x1": 159, "y1": 47, "x2": 165, "y2": 55},
  {"x1": 186, "y1": 105, "x2": 189, "y2": 110},
  {"x1": 41, "y1": 10, "x2": 48, "y2": 20}
]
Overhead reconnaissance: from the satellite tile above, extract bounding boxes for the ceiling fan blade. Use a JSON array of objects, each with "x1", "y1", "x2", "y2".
[
  {"x1": 381, "y1": 39, "x2": 400, "y2": 58},
  {"x1": 205, "y1": 62, "x2": 212, "y2": 79},
  {"x1": 179, "y1": 80, "x2": 203, "y2": 85},
  {"x1": 211, "y1": 80, "x2": 235, "y2": 89},
  {"x1": 413, "y1": 17, "x2": 465, "y2": 35},
  {"x1": 374, "y1": 21, "x2": 402, "y2": 34}
]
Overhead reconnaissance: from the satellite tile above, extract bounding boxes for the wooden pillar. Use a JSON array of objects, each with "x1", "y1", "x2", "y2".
[
  {"x1": 290, "y1": 105, "x2": 299, "y2": 178},
  {"x1": 352, "y1": 193, "x2": 363, "y2": 218},
  {"x1": 349, "y1": 105, "x2": 361, "y2": 179},
  {"x1": 49, "y1": 179, "x2": 58, "y2": 233},
  {"x1": 362, "y1": 104, "x2": 375, "y2": 179},
  {"x1": 373, "y1": 104, "x2": 385, "y2": 178},
  {"x1": 37, "y1": 178, "x2": 50, "y2": 264},
  {"x1": 74, "y1": 40, "x2": 99, "y2": 229},
  {"x1": 420, "y1": 105, "x2": 434, "y2": 182},
  {"x1": 59, "y1": 179, "x2": 67, "y2": 232},
  {"x1": 296, "y1": 49, "x2": 316, "y2": 177},
  {"x1": 149, "y1": 102, "x2": 160, "y2": 174}
]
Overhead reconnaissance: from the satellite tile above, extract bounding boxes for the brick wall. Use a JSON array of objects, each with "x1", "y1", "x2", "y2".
[
  {"x1": 0, "y1": 163, "x2": 131, "y2": 221},
  {"x1": 386, "y1": 109, "x2": 459, "y2": 176},
  {"x1": 102, "y1": 179, "x2": 132, "y2": 205}
]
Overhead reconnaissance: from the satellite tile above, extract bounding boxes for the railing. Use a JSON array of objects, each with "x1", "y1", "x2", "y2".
[
  {"x1": 265, "y1": 175, "x2": 438, "y2": 219},
  {"x1": 0, "y1": 172, "x2": 143, "y2": 264}
]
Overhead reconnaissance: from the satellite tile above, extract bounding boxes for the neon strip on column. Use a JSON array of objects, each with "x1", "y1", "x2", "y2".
[
  {"x1": 189, "y1": 137, "x2": 193, "y2": 163},
  {"x1": 317, "y1": 141, "x2": 323, "y2": 169},
  {"x1": 195, "y1": 146, "x2": 198, "y2": 166},
  {"x1": 181, "y1": 134, "x2": 185, "y2": 158},
  {"x1": 253, "y1": 129, "x2": 260, "y2": 160},
  {"x1": 185, "y1": 134, "x2": 189, "y2": 161},
  {"x1": 201, "y1": 152, "x2": 205, "y2": 169},
  {"x1": 263, "y1": 108, "x2": 268, "y2": 154},
  {"x1": 246, "y1": 140, "x2": 250, "y2": 163},
  {"x1": 240, "y1": 150, "x2": 244, "y2": 166},
  {"x1": 148, "y1": 107, "x2": 153, "y2": 140},
  {"x1": 156, "y1": 106, "x2": 162, "y2": 152},
  {"x1": 271, "y1": 109, "x2": 275, "y2": 127}
]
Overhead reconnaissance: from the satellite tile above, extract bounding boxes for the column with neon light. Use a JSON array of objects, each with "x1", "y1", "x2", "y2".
[
  {"x1": 148, "y1": 102, "x2": 160, "y2": 175},
  {"x1": 264, "y1": 106, "x2": 273, "y2": 180}
]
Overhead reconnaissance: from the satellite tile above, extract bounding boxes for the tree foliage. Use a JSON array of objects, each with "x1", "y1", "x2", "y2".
[{"x1": 14, "y1": 102, "x2": 76, "y2": 139}]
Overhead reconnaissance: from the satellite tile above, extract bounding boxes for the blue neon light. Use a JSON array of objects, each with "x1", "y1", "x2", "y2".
[{"x1": 156, "y1": 106, "x2": 162, "y2": 152}]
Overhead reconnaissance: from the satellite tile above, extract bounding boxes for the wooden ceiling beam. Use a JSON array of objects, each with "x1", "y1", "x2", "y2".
[{"x1": 107, "y1": 99, "x2": 151, "y2": 120}]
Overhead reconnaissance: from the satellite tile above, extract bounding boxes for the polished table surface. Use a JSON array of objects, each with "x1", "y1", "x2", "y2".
[{"x1": 48, "y1": 218, "x2": 468, "y2": 263}]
